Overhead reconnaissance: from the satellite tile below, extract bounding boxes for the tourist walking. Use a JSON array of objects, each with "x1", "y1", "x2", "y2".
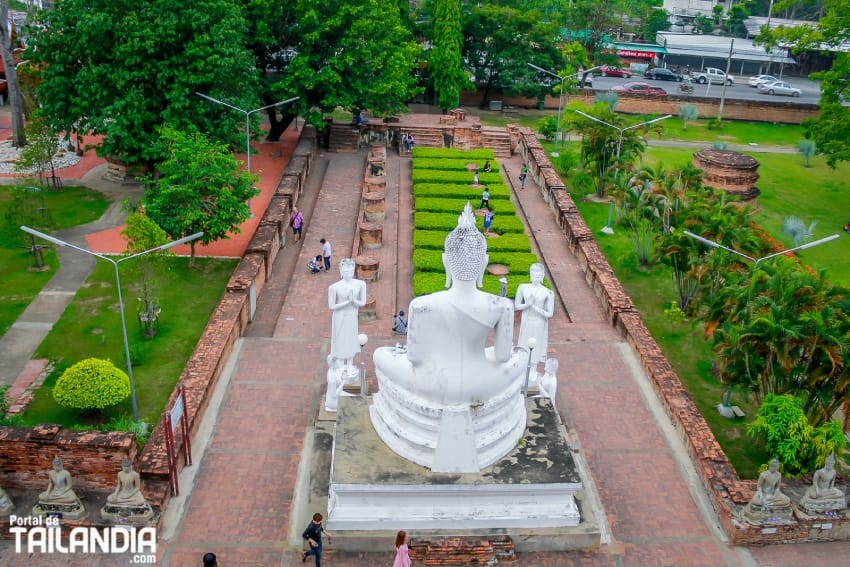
[
  {"x1": 479, "y1": 187, "x2": 490, "y2": 210},
  {"x1": 473, "y1": 170, "x2": 479, "y2": 185},
  {"x1": 320, "y1": 238, "x2": 332, "y2": 272},
  {"x1": 290, "y1": 207, "x2": 304, "y2": 242},
  {"x1": 302, "y1": 513, "x2": 333, "y2": 566},
  {"x1": 393, "y1": 530, "x2": 412, "y2": 567},
  {"x1": 519, "y1": 167, "x2": 527, "y2": 190},
  {"x1": 401, "y1": 132, "x2": 409, "y2": 153},
  {"x1": 392, "y1": 310, "x2": 408, "y2": 335},
  {"x1": 483, "y1": 207, "x2": 494, "y2": 235}
]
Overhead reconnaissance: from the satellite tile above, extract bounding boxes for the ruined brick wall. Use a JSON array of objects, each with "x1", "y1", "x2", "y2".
[{"x1": 0, "y1": 426, "x2": 135, "y2": 491}]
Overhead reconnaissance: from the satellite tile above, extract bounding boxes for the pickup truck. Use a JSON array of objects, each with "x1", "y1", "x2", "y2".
[{"x1": 691, "y1": 67, "x2": 735, "y2": 85}]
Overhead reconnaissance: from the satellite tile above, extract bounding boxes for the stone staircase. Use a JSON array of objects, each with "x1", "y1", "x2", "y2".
[
  {"x1": 408, "y1": 127, "x2": 444, "y2": 149},
  {"x1": 482, "y1": 127, "x2": 512, "y2": 157},
  {"x1": 328, "y1": 123, "x2": 361, "y2": 152}
]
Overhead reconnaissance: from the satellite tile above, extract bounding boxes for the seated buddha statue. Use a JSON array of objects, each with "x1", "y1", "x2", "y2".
[
  {"x1": 800, "y1": 453, "x2": 846, "y2": 514},
  {"x1": 751, "y1": 459, "x2": 792, "y2": 509},
  {"x1": 370, "y1": 203, "x2": 526, "y2": 473},
  {"x1": 107, "y1": 458, "x2": 147, "y2": 507},
  {"x1": 39, "y1": 456, "x2": 81, "y2": 505}
]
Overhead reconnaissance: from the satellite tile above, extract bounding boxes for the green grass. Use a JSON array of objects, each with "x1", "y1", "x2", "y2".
[
  {"x1": 22, "y1": 256, "x2": 237, "y2": 427},
  {"x1": 655, "y1": 116, "x2": 805, "y2": 146},
  {"x1": 0, "y1": 185, "x2": 111, "y2": 334}
]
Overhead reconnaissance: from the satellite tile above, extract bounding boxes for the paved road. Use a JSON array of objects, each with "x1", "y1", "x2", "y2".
[{"x1": 591, "y1": 74, "x2": 821, "y2": 104}]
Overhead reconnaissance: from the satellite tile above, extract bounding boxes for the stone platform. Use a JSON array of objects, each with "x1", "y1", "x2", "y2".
[{"x1": 325, "y1": 397, "x2": 600, "y2": 550}]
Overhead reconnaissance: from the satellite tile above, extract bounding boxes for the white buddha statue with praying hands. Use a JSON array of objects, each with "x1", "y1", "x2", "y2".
[{"x1": 370, "y1": 203, "x2": 527, "y2": 473}]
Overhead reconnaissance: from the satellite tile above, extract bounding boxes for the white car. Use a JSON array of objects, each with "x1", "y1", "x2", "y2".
[
  {"x1": 749, "y1": 74, "x2": 777, "y2": 87},
  {"x1": 757, "y1": 80, "x2": 802, "y2": 97}
]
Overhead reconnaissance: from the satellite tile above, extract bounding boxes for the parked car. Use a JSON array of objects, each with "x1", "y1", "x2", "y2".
[
  {"x1": 691, "y1": 67, "x2": 735, "y2": 85},
  {"x1": 612, "y1": 82, "x2": 667, "y2": 96},
  {"x1": 644, "y1": 67, "x2": 684, "y2": 82},
  {"x1": 749, "y1": 74, "x2": 778, "y2": 87},
  {"x1": 757, "y1": 80, "x2": 802, "y2": 97},
  {"x1": 599, "y1": 64, "x2": 632, "y2": 78}
]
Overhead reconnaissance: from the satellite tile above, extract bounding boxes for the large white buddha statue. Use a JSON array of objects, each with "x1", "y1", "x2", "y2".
[{"x1": 370, "y1": 203, "x2": 527, "y2": 473}]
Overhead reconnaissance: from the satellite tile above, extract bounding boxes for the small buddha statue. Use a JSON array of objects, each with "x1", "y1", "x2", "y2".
[
  {"x1": 33, "y1": 456, "x2": 85, "y2": 519},
  {"x1": 515, "y1": 263, "x2": 555, "y2": 367},
  {"x1": 800, "y1": 453, "x2": 847, "y2": 515},
  {"x1": 328, "y1": 258, "x2": 367, "y2": 372},
  {"x1": 0, "y1": 485, "x2": 13, "y2": 515},
  {"x1": 101, "y1": 457, "x2": 154, "y2": 524},
  {"x1": 538, "y1": 358, "x2": 559, "y2": 409},
  {"x1": 39, "y1": 456, "x2": 81, "y2": 505},
  {"x1": 107, "y1": 458, "x2": 147, "y2": 507},
  {"x1": 741, "y1": 458, "x2": 793, "y2": 525}
]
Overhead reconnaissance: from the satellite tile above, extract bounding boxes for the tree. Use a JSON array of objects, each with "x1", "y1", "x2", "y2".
[
  {"x1": 26, "y1": 0, "x2": 259, "y2": 169},
  {"x1": 0, "y1": 0, "x2": 26, "y2": 147},
  {"x1": 3, "y1": 183, "x2": 53, "y2": 269},
  {"x1": 727, "y1": 4, "x2": 750, "y2": 35},
  {"x1": 678, "y1": 103, "x2": 698, "y2": 130},
  {"x1": 643, "y1": 9, "x2": 671, "y2": 43},
  {"x1": 141, "y1": 128, "x2": 258, "y2": 267},
  {"x1": 694, "y1": 15, "x2": 715, "y2": 35},
  {"x1": 53, "y1": 358, "x2": 131, "y2": 413},
  {"x1": 747, "y1": 394, "x2": 846, "y2": 476},
  {"x1": 462, "y1": 3, "x2": 562, "y2": 107},
  {"x1": 122, "y1": 212, "x2": 170, "y2": 337},
  {"x1": 565, "y1": 0, "x2": 620, "y2": 63},
  {"x1": 759, "y1": 0, "x2": 850, "y2": 167},
  {"x1": 269, "y1": 0, "x2": 421, "y2": 128},
  {"x1": 798, "y1": 139, "x2": 817, "y2": 167},
  {"x1": 431, "y1": 0, "x2": 470, "y2": 112},
  {"x1": 14, "y1": 116, "x2": 59, "y2": 187}
]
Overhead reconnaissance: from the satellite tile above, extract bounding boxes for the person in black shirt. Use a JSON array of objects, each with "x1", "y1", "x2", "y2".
[{"x1": 302, "y1": 512, "x2": 332, "y2": 566}]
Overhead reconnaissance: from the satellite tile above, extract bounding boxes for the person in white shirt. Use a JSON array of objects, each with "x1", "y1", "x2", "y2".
[{"x1": 320, "y1": 238, "x2": 332, "y2": 272}]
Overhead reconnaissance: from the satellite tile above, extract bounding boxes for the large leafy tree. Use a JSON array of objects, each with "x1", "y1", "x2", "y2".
[
  {"x1": 431, "y1": 0, "x2": 469, "y2": 112},
  {"x1": 462, "y1": 3, "x2": 562, "y2": 107},
  {"x1": 271, "y1": 0, "x2": 421, "y2": 127},
  {"x1": 0, "y1": 0, "x2": 25, "y2": 147},
  {"x1": 26, "y1": 0, "x2": 259, "y2": 168},
  {"x1": 141, "y1": 128, "x2": 258, "y2": 267},
  {"x1": 760, "y1": 0, "x2": 849, "y2": 167}
]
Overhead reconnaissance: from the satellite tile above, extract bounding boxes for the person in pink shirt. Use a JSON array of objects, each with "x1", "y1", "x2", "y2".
[{"x1": 393, "y1": 530, "x2": 411, "y2": 567}]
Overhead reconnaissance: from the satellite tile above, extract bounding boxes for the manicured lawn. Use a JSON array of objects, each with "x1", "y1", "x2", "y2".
[
  {"x1": 0, "y1": 185, "x2": 111, "y2": 334},
  {"x1": 655, "y1": 116, "x2": 804, "y2": 147},
  {"x1": 21, "y1": 256, "x2": 237, "y2": 427}
]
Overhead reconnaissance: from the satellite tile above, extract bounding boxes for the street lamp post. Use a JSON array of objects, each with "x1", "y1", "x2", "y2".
[
  {"x1": 195, "y1": 93, "x2": 300, "y2": 174},
  {"x1": 572, "y1": 110, "x2": 672, "y2": 174},
  {"x1": 682, "y1": 231, "x2": 840, "y2": 266},
  {"x1": 20, "y1": 226, "x2": 204, "y2": 422},
  {"x1": 528, "y1": 64, "x2": 600, "y2": 155}
]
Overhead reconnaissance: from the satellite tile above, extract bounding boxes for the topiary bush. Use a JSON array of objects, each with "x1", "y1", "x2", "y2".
[
  {"x1": 412, "y1": 148, "x2": 495, "y2": 160},
  {"x1": 53, "y1": 358, "x2": 131, "y2": 412}
]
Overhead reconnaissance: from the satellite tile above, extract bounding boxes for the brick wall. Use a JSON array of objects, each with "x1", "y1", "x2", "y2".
[
  {"x1": 515, "y1": 126, "x2": 850, "y2": 545},
  {"x1": 0, "y1": 425, "x2": 135, "y2": 491}
]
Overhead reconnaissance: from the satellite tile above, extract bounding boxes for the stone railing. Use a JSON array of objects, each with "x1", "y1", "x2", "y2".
[
  {"x1": 350, "y1": 144, "x2": 387, "y2": 322},
  {"x1": 515, "y1": 126, "x2": 850, "y2": 545}
]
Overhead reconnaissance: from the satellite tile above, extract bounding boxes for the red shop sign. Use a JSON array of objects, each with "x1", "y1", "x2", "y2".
[{"x1": 618, "y1": 49, "x2": 656, "y2": 59}]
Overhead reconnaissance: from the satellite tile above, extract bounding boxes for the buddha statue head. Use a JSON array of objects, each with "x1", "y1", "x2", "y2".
[
  {"x1": 53, "y1": 456, "x2": 63, "y2": 471},
  {"x1": 825, "y1": 452, "x2": 836, "y2": 470},
  {"x1": 529, "y1": 263, "x2": 545, "y2": 285},
  {"x1": 122, "y1": 457, "x2": 133, "y2": 472},
  {"x1": 339, "y1": 258, "x2": 356, "y2": 281},
  {"x1": 443, "y1": 203, "x2": 488, "y2": 288}
]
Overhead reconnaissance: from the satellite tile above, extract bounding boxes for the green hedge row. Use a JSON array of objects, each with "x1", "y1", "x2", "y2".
[
  {"x1": 413, "y1": 248, "x2": 539, "y2": 274},
  {"x1": 412, "y1": 158, "x2": 501, "y2": 173},
  {"x1": 414, "y1": 183, "x2": 510, "y2": 200},
  {"x1": 413, "y1": 272, "x2": 528, "y2": 298},
  {"x1": 412, "y1": 169, "x2": 503, "y2": 185},
  {"x1": 414, "y1": 196, "x2": 513, "y2": 213},
  {"x1": 414, "y1": 211, "x2": 525, "y2": 234},
  {"x1": 412, "y1": 148, "x2": 495, "y2": 160},
  {"x1": 414, "y1": 230, "x2": 532, "y2": 253}
]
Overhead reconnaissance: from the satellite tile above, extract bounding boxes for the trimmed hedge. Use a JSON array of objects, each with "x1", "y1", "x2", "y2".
[
  {"x1": 414, "y1": 183, "x2": 511, "y2": 200},
  {"x1": 53, "y1": 358, "x2": 131, "y2": 411},
  {"x1": 414, "y1": 230, "x2": 531, "y2": 253},
  {"x1": 412, "y1": 170, "x2": 503, "y2": 185},
  {"x1": 414, "y1": 196, "x2": 515, "y2": 213},
  {"x1": 412, "y1": 148, "x2": 495, "y2": 160},
  {"x1": 412, "y1": 158, "x2": 500, "y2": 173},
  {"x1": 413, "y1": 272, "x2": 526, "y2": 299},
  {"x1": 413, "y1": 248, "x2": 539, "y2": 274},
  {"x1": 414, "y1": 211, "x2": 526, "y2": 234}
]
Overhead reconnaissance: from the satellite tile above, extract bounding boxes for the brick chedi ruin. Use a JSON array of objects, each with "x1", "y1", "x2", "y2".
[{"x1": 693, "y1": 149, "x2": 760, "y2": 205}]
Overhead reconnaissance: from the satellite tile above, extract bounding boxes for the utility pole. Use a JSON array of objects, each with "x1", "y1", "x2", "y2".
[{"x1": 718, "y1": 39, "x2": 734, "y2": 122}]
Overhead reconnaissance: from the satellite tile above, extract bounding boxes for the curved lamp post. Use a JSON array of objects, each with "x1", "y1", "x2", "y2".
[
  {"x1": 358, "y1": 333, "x2": 368, "y2": 398},
  {"x1": 21, "y1": 226, "x2": 204, "y2": 422},
  {"x1": 527, "y1": 64, "x2": 600, "y2": 155},
  {"x1": 195, "y1": 93, "x2": 300, "y2": 174}
]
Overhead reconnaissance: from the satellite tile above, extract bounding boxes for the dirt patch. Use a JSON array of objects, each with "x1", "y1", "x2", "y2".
[{"x1": 487, "y1": 264, "x2": 509, "y2": 276}]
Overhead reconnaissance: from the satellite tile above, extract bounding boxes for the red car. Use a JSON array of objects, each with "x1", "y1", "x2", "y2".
[
  {"x1": 599, "y1": 64, "x2": 632, "y2": 78},
  {"x1": 611, "y1": 81, "x2": 667, "y2": 96}
]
